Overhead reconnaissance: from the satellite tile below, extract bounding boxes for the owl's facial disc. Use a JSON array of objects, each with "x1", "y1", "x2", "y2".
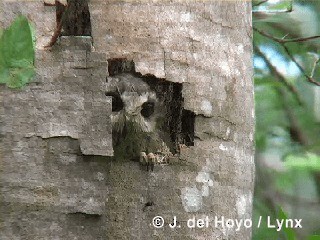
[
  {"x1": 120, "y1": 92, "x2": 154, "y2": 115},
  {"x1": 106, "y1": 74, "x2": 160, "y2": 133},
  {"x1": 121, "y1": 92, "x2": 148, "y2": 116}
]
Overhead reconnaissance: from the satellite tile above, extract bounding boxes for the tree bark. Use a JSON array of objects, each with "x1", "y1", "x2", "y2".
[{"x1": 0, "y1": 0, "x2": 254, "y2": 239}]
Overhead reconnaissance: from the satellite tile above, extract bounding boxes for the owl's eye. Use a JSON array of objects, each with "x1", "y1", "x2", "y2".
[
  {"x1": 106, "y1": 92, "x2": 124, "y2": 112},
  {"x1": 141, "y1": 101, "x2": 155, "y2": 118}
]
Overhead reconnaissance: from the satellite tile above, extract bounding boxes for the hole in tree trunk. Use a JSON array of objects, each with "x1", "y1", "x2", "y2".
[
  {"x1": 59, "y1": 0, "x2": 92, "y2": 36},
  {"x1": 106, "y1": 59, "x2": 194, "y2": 161}
]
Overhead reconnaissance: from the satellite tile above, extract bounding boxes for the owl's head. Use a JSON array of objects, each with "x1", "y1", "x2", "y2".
[
  {"x1": 106, "y1": 73, "x2": 162, "y2": 135},
  {"x1": 105, "y1": 72, "x2": 192, "y2": 161}
]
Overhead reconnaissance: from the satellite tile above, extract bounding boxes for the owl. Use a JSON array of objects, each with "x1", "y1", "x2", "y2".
[{"x1": 106, "y1": 73, "x2": 173, "y2": 161}]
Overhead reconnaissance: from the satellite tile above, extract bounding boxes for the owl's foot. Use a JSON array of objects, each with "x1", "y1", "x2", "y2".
[{"x1": 139, "y1": 150, "x2": 174, "y2": 171}]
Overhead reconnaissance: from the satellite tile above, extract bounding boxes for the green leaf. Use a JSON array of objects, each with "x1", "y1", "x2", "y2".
[
  {"x1": 274, "y1": 171, "x2": 294, "y2": 190},
  {"x1": 0, "y1": 15, "x2": 34, "y2": 65},
  {"x1": 0, "y1": 15, "x2": 35, "y2": 88},
  {"x1": 253, "y1": 198, "x2": 278, "y2": 240},
  {"x1": 277, "y1": 207, "x2": 297, "y2": 240},
  {"x1": 29, "y1": 22, "x2": 36, "y2": 50},
  {"x1": 7, "y1": 67, "x2": 36, "y2": 88},
  {"x1": 308, "y1": 235, "x2": 320, "y2": 240},
  {"x1": 253, "y1": 0, "x2": 292, "y2": 13},
  {"x1": 268, "y1": 0, "x2": 292, "y2": 12},
  {"x1": 0, "y1": 65, "x2": 10, "y2": 84},
  {"x1": 285, "y1": 153, "x2": 320, "y2": 171}
]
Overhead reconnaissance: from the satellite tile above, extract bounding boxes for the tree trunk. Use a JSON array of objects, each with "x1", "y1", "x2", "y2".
[{"x1": 0, "y1": 1, "x2": 254, "y2": 239}]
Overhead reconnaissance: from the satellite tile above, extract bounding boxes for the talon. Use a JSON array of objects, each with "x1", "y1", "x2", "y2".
[
  {"x1": 147, "y1": 153, "x2": 156, "y2": 171},
  {"x1": 139, "y1": 152, "x2": 147, "y2": 164},
  {"x1": 139, "y1": 152, "x2": 148, "y2": 171}
]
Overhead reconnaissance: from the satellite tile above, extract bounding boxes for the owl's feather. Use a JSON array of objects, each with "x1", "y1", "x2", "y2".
[{"x1": 106, "y1": 73, "x2": 171, "y2": 161}]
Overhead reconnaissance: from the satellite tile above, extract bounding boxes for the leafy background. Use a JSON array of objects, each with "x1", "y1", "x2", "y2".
[{"x1": 253, "y1": 0, "x2": 320, "y2": 239}]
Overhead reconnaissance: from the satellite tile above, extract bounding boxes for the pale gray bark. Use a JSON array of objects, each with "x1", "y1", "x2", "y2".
[{"x1": 0, "y1": 1, "x2": 254, "y2": 239}]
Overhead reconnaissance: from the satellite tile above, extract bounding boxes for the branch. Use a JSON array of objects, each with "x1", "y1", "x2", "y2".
[
  {"x1": 254, "y1": 46, "x2": 303, "y2": 105},
  {"x1": 44, "y1": 0, "x2": 68, "y2": 49},
  {"x1": 264, "y1": 190, "x2": 320, "y2": 206},
  {"x1": 255, "y1": 46, "x2": 311, "y2": 145},
  {"x1": 310, "y1": 57, "x2": 320, "y2": 78},
  {"x1": 282, "y1": 44, "x2": 320, "y2": 86},
  {"x1": 253, "y1": 27, "x2": 320, "y2": 44},
  {"x1": 281, "y1": 87, "x2": 310, "y2": 145},
  {"x1": 253, "y1": 0, "x2": 268, "y2": 7},
  {"x1": 254, "y1": 27, "x2": 320, "y2": 86},
  {"x1": 44, "y1": 21, "x2": 63, "y2": 49}
]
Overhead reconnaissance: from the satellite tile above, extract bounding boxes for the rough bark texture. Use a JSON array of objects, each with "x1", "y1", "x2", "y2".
[{"x1": 0, "y1": 0, "x2": 254, "y2": 239}]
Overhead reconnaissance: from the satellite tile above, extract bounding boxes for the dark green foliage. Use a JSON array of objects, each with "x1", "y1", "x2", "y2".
[
  {"x1": 253, "y1": 1, "x2": 320, "y2": 239},
  {"x1": 253, "y1": 200, "x2": 278, "y2": 240},
  {"x1": 0, "y1": 15, "x2": 35, "y2": 88},
  {"x1": 308, "y1": 235, "x2": 320, "y2": 240},
  {"x1": 277, "y1": 207, "x2": 297, "y2": 240}
]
